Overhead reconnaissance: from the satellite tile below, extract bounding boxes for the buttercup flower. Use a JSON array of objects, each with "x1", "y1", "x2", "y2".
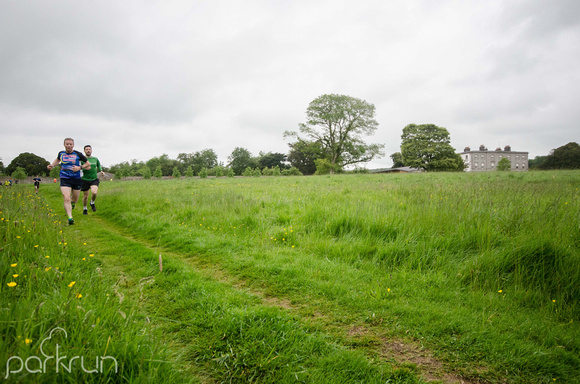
[
  {"x1": 7, "y1": 282, "x2": 17, "y2": 287},
  {"x1": 68, "y1": 281, "x2": 76, "y2": 288}
]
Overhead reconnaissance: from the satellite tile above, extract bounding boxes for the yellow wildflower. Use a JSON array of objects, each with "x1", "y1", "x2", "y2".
[
  {"x1": 76, "y1": 294, "x2": 82, "y2": 299},
  {"x1": 25, "y1": 339, "x2": 32, "y2": 344},
  {"x1": 11, "y1": 263, "x2": 17, "y2": 267},
  {"x1": 12, "y1": 274, "x2": 18, "y2": 278},
  {"x1": 68, "y1": 281, "x2": 76, "y2": 288},
  {"x1": 7, "y1": 282, "x2": 17, "y2": 287}
]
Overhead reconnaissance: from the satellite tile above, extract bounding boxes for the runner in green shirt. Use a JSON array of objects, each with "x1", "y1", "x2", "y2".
[{"x1": 81, "y1": 145, "x2": 105, "y2": 215}]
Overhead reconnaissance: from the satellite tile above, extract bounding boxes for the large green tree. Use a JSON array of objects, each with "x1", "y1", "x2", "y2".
[
  {"x1": 539, "y1": 142, "x2": 580, "y2": 169},
  {"x1": 228, "y1": 147, "x2": 257, "y2": 175},
  {"x1": 178, "y1": 149, "x2": 218, "y2": 175},
  {"x1": 285, "y1": 94, "x2": 384, "y2": 173},
  {"x1": 390, "y1": 152, "x2": 405, "y2": 168},
  {"x1": 146, "y1": 154, "x2": 178, "y2": 176},
  {"x1": 287, "y1": 139, "x2": 323, "y2": 175},
  {"x1": 400, "y1": 124, "x2": 465, "y2": 171},
  {"x1": 6, "y1": 153, "x2": 50, "y2": 176},
  {"x1": 257, "y1": 152, "x2": 287, "y2": 170}
]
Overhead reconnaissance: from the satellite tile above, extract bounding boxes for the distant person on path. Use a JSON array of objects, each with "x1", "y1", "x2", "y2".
[
  {"x1": 33, "y1": 175, "x2": 41, "y2": 193},
  {"x1": 81, "y1": 145, "x2": 104, "y2": 215},
  {"x1": 47, "y1": 138, "x2": 91, "y2": 225}
]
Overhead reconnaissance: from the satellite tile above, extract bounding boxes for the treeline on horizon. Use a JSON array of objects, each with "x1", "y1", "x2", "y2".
[
  {"x1": 1, "y1": 141, "x2": 580, "y2": 180},
  {"x1": 2, "y1": 92, "x2": 579, "y2": 179}
]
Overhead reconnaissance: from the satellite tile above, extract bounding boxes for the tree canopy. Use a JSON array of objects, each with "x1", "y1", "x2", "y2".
[
  {"x1": 287, "y1": 139, "x2": 323, "y2": 175},
  {"x1": 497, "y1": 157, "x2": 511, "y2": 171},
  {"x1": 285, "y1": 94, "x2": 384, "y2": 173},
  {"x1": 5, "y1": 153, "x2": 50, "y2": 176},
  {"x1": 538, "y1": 142, "x2": 580, "y2": 169},
  {"x1": 257, "y1": 152, "x2": 288, "y2": 170},
  {"x1": 390, "y1": 152, "x2": 405, "y2": 168},
  {"x1": 400, "y1": 124, "x2": 465, "y2": 171},
  {"x1": 178, "y1": 149, "x2": 218, "y2": 175},
  {"x1": 228, "y1": 147, "x2": 256, "y2": 175}
]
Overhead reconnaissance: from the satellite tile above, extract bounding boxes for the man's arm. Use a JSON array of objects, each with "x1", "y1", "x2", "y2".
[
  {"x1": 47, "y1": 157, "x2": 60, "y2": 170},
  {"x1": 78, "y1": 151, "x2": 91, "y2": 170}
]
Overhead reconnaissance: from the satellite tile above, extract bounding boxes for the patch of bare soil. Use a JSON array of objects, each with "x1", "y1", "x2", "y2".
[{"x1": 380, "y1": 338, "x2": 480, "y2": 383}]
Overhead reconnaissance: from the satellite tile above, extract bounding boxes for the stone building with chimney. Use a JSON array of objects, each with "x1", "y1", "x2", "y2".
[{"x1": 460, "y1": 145, "x2": 529, "y2": 172}]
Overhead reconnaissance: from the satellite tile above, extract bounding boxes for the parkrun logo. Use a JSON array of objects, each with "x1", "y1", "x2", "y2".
[{"x1": 4, "y1": 327, "x2": 118, "y2": 379}]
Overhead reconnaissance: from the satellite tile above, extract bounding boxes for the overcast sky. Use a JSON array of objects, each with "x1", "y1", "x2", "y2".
[{"x1": 1, "y1": 0, "x2": 579, "y2": 170}]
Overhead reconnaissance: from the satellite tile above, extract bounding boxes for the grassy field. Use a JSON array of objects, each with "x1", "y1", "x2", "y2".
[{"x1": 1, "y1": 171, "x2": 579, "y2": 383}]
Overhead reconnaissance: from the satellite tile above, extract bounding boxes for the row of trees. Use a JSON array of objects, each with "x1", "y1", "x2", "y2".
[
  {"x1": 107, "y1": 149, "x2": 301, "y2": 178},
  {"x1": 3, "y1": 94, "x2": 577, "y2": 178},
  {"x1": 107, "y1": 94, "x2": 465, "y2": 177}
]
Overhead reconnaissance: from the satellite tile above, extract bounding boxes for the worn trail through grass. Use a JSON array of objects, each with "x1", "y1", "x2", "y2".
[
  {"x1": 30, "y1": 172, "x2": 580, "y2": 383},
  {"x1": 79, "y1": 210, "x2": 470, "y2": 383}
]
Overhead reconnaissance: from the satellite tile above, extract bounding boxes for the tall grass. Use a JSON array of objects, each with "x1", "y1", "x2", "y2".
[
  {"x1": 92, "y1": 171, "x2": 579, "y2": 382},
  {"x1": 27, "y1": 172, "x2": 580, "y2": 383},
  {"x1": 102, "y1": 172, "x2": 579, "y2": 316},
  {"x1": 0, "y1": 186, "x2": 187, "y2": 383}
]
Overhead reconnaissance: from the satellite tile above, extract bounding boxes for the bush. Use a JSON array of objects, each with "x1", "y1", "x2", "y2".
[
  {"x1": 314, "y1": 159, "x2": 340, "y2": 175},
  {"x1": 140, "y1": 167, "x2": 152, "y2": 179},
  {"x1": 262, "y1": 167, "x2": 273, "y2": 176},
  {"x1": 11, "y1": 166, "x2": 27, "y2": 180},
  {"x1": 154, "y1": 166, "x2": 163, "y2": 178},
  {"x1": 282, "y1": 167, "x2": 303, "y2": 176}
]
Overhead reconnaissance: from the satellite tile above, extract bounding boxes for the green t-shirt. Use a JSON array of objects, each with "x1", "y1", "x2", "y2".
[{"x1": 81, "y1": 157, "x2": 102, "y2": 181}]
